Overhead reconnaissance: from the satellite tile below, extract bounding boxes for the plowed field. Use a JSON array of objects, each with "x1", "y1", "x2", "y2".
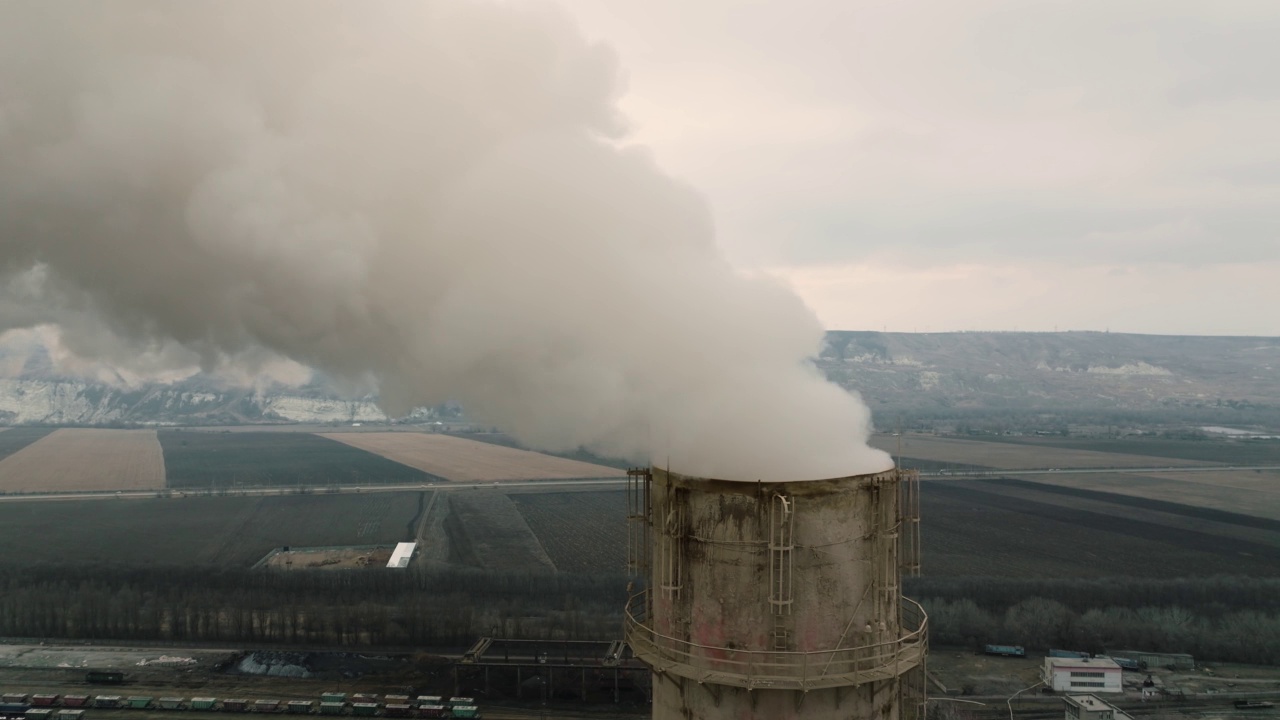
[
  {"x1": 1014, "y1": 469, "x2": 1280, "y2": 518},
  {"x1": 159, "y1": 431, "x2": 433, "y2": 489},
  {"x1": 0, "y1": 428, "x2": 165, "y2": 492},
  {"x1": 0, "y1": 491, "x2": 424, "y2": 567},
  {"x1": 870, "y1": 433, "x2": 1216, "y2": 469},
  {"x1": 511, "y1": 491, "x2": 626, "y2": 574},
  {"x1": 320, "y1": 432, "x2": 625, "y2": 482}
]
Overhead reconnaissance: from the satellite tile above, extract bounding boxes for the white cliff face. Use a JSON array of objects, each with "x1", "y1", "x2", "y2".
[
  {"x1": 0, "y1": 379, "x2": 121, "y2": 424},
  {"x1": 0, "y1": 378, "x2": 389, "y2": 425},
  {"x1": 260, "y1": 396, "x2": 388, "y2": 423}
]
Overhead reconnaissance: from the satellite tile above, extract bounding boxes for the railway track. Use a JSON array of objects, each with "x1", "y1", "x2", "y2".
[{"x1": 970, "y1": 698, "x2": 1280, "y2": 720}]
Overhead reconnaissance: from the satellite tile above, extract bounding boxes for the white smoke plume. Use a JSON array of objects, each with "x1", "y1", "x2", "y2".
[{"x1": 0, "y1": 0, "x2": 891, "y2": 480}]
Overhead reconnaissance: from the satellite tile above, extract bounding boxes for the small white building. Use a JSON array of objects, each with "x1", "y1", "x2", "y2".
[
  {"x1": 1064, "y1": 694, "x2": 1132, "y2": 720},
  {"x1": 1044, "y1": 657, "x2": 1123, "y2": 694},
  {"x1": 387, "y1": 542, "x2": 417, "y2": 569}
]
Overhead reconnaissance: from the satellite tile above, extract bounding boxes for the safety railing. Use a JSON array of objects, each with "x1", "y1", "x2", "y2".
[{"x1": 623, "y1": 592, "x2": 927, "y2": 691}]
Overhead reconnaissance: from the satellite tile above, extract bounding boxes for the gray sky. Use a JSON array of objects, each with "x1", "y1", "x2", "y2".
[{"x1": 554, "y1": 0, "x2": 1280, "y2": 335}]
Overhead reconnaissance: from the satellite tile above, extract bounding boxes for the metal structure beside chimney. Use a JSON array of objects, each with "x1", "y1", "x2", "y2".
[{"x1": 625, "y1": 466, "x2": 926, "y2": 720}]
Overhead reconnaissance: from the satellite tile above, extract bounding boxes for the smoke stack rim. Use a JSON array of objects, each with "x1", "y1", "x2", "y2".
[{"x1": 654, "y1": 465, "x2": 901, "y2": 492}]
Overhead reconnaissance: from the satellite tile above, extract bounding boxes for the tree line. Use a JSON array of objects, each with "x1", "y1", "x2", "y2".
[
  {"x1": 5, "y1": 566, "x2": 1278, "y2": 665},
  {"x1": 911, "y1": 576, "x2": 1280, "y2": 665},
  {"x1": 0, "y1": 564, "x2": 627, "y2": 648}
]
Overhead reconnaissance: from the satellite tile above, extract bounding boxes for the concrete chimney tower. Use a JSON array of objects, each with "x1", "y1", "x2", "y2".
[{"x1": 624, "y1": 467, "x2": 927, "y2": 720}]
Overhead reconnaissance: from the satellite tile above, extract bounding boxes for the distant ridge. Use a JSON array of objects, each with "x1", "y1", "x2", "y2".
[
  {"x1": 820, "y1": 330, "x2": 1280, "y2": 428},
  {"x1": 0, "y1": 331, "x2": 1276, "y2": 428}
]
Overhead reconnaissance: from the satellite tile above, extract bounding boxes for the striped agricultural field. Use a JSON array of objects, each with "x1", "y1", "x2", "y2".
[
  {"x1": 319, "y1": 432, "x2": 625, "y2": 482},
  {"x1": 0, "y1": 428, "x2": 166, "y2": 492}
]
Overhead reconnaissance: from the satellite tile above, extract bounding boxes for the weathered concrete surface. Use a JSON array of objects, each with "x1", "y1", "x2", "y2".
[{"x1": 637, "y1": 468, "x2": 920, "y2": 720}]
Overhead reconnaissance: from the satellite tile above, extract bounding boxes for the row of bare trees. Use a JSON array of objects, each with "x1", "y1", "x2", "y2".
[
  {"x1": 0, "y1": 565, "x2": 627, "y2": 648},
  {"x1": 6, "y1": 565, "x2": 1276, "y2": 664},
  {"x1": 914, "y1": 575, "x2": 1280, "y2": 664}
]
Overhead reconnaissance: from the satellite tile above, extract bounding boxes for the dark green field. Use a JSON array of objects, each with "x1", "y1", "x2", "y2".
[
  {"x1": 0, "y1": 491, "x2": 425, "y2": 567},
  {"x1": 0, "y1": 426, "x2": 56, "y2": 460},
  {"x1": 159, "y1": 431, "x2": 439, "y2": 488}
]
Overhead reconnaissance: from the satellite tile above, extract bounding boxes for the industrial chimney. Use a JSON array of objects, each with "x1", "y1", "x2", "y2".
[{"x1": 624, "y1": 467, "x2": 927, "y2": 720}]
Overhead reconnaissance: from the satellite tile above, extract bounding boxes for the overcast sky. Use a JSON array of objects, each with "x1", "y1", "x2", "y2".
[{"x1": 553, "y1": 0, "x2": 1280, "y2": 335}]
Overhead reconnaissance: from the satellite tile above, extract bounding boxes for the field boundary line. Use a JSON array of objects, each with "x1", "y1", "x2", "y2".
[{"x1": 412, "y1": 490, "x2": 438, "y2": 543}]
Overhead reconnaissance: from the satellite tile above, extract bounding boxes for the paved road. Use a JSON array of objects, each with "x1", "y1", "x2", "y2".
[
  {"x1": 0, "y1": 477, "x2": 632, "y2": 503},
  {"x1": 919, "y1": 464, "x2": 1280, "y2": 479},
  {"x1": 0, "y1": 465, "x2": 1277, "y2": 503}
]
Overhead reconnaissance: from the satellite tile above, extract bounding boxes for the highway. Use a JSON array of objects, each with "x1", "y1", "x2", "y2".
[
  {"x1": 917, "y1": 464, "x2": 1280, "y2": 479},
  {"x1": 0, "y1": 465, "x2": 1277, "y2": 504},
  {"x1": 0, "y1": 477, "x2": 631, "y2": 503}
]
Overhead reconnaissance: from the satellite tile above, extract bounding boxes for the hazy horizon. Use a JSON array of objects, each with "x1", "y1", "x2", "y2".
[{"x1": 556, "y1": 0, "x2": 1280, "y2": 338}]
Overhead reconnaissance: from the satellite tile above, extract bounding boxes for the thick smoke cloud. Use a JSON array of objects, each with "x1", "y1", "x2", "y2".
[{"x1": 0, "y1": 1, "x2": 890, "y2": 480}]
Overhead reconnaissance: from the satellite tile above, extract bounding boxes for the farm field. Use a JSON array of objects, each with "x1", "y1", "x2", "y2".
[
  {"x1": 0, "y1": 431, "x2": 1272, "y2": 580},
  {"x1": 260, "y1": 545, "x2": 395, "y2": 570},
  {"x1": 0, "y1": 428, "x2": 164, "y2": 493},
  {"x1": 919, "y1": 479, "x2": 1280, "y2": 578},
  {"x1": 870, "y1": 432, "x2": 1216, "y2": 470},
  {"x1": 0, "y1": 426, "x2": 56, "y2": 462},
  {"x1": 1011, "y1": 469, "x2": 1280, "y2": 518},
  {"x1": 511, "y1": 491, "x2": 627, "y2": 574},
  {"x1": 967, "y1": 434, "x2": 1280, "y2": 465},
  {"x1": 0, "y1": 491, "x2": 424, "y2": 567},
  {"x1": 0, "y1": 469, "x2": 1274, "y2": 579},
  {"x1": 160, "y1": 431, "x2": 436, "y2": 489},
  {"x1": 969, "y1": 477, "x2": 1280, "y2": 547},
  {"x1": 453, "y1": 431, "x2": 631, "y2": 469},
  {"x1": 441, "y1": 491, "x2": 555, "y2": 571},
  {"x1": 321, "y1": 432, "x2": 626, "y2": 482},
  {"x1": 499, "y1": 470, "x2": 1280, "y2": 579}
]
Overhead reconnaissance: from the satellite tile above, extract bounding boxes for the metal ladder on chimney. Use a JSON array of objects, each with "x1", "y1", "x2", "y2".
[
  {"x1": 658, "y1": 494, "x2": 684, "y2": 600},
  {"x1": 626, "y1": 468, "x2": 651, "y2": 579},
  {"x1": 899, "y1": 469, "x2": 922, "y2": 577},
  {"x1": 769, "y1": 494, "x2": 795, "y2": 652}
]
